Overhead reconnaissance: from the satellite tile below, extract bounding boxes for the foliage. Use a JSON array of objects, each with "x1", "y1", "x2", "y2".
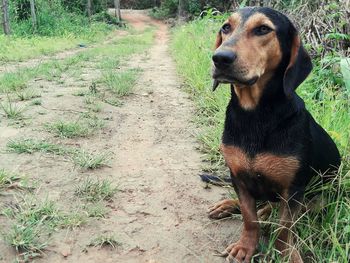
[
  {"x1": 4, "y1": 0, "x2": 112, "y2": 37},
  {"x1": 119, "y1": 0, "x2": 158, "y2": 9}
]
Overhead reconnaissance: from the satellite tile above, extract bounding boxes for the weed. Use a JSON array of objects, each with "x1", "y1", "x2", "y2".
[
  {"x1": 2, "y1": 194, "x2": 89, "y2": 259},
  {"x1": 81, "y1": 113, "x2": 105, "y2": 129},
  {"x1": 87, "y1": 102, "x2": 102, "y2": 113},
  {"x1": 2, "y1": 197, "x2": 60, "y2": 258},
  {"x1": 16, "y1": 89, "x2": 41, "y2": 101},
  {"x1": 89, "y1": 82, "x2": 99, "y2": 94},
  {"x1": 72, "y1": 150, "x2": 110, "y2": 169},
  {"x1": 73, "y1": 89, "x2": 88, "y2": 96},
  {"x1": 103, "y1": 97, "x2": 123, "y2": 107},
  {"x1": 45, "y1": 120, "x2": 91, "y2": 138},
  {"x1": 75, "y1": 179, "x2": 117, "y2": 202},
  {"x1": 1, "y1": 101, "x2": 25, "y2": 119},
  {"x1": 88, "y1": 233, "x2": 121, "y2": 249},
  {"x1": 4, "y1": 224, "x2": 47, "y2": 256},
  {"x1": 101, "y1": 68, "x2": 140, "y2": 97},
  {"x1": 100, "y1": 58, "x2": 120, "y2": 70},
  {"x1": 0, "y1": 169, "x2": 21, "y2": 190},
  {"x1": 7, "y1": 139, "x2": 65, "y2": 155},
  {"x1": 30, "y1": 99, "x2": 42, "y2": 106},
  {"x1": 84, "y1": 202, "x2": 108, "y2": 218},
  {"x1": 59, "y1": 212, "x2": 87, "y2": 229},
  {"x1": 84, "y1": 95, "x2": 96, "y2": 105}
]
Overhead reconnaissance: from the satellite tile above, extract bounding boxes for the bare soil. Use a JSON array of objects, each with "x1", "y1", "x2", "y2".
[{"x1": 0, "y1": 10, "x2": 240, "y2": 263}]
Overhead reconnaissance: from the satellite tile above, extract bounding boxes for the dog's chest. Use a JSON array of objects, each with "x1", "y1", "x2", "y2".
[{"x1": 220, "y1": 144, "x2": 299, "y2": 190}]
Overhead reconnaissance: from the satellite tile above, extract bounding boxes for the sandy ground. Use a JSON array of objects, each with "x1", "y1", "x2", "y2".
[{"x1": 0, "y1": 10, "x2": 241, "y2": 263}]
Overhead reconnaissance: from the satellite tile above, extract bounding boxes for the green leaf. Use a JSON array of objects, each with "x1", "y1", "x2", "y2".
[{"x1": 340, "y1": 58, "x2": 350, "y2": 93}]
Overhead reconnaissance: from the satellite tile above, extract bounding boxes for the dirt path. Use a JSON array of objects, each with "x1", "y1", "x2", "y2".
[
  {"x1": 89, "y1": 10, "x2": 240, "y2": 263},
  {"x1": 0, "y1": 10, "x2": 241, "y2": 263}
]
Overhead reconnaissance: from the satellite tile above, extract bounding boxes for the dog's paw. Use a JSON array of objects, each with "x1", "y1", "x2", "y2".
[
  {"x1": 220, "y1": 241, "x2": 256, "y2": 263},
  {"x1": 208, "y1": 199, "x2": 240, "y2": 219}
]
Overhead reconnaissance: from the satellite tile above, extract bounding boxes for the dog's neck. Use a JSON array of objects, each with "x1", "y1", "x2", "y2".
[
  {"x1": 232, "y1": 72, "x2": 273, "y2": 110},
  {"x1": 223, "y1": 75, "x2": 303, "y2": 149}
]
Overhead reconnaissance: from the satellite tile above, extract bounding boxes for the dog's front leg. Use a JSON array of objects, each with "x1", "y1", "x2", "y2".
[
  {"x1": 221, "y1": 185, "x2": 259, "y2": 263},
  {"x1": 275, "y1": 194, "x2": 303, "y2": 263}
]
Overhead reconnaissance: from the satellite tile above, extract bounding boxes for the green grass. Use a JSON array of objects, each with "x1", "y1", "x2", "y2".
[
  {"x1": 0, "y1": 169, "x2": 21, "y2": 191},
  {"x1": 15, "y1": 89, "x2": 41, "y2": 101},
  {"x1": 81, "y1": 112, "x2": 105, "y2": 129},
  {"x1": 1, "y1": 101, "x2": 25, "y2": 119},
  {"x1": 30, "y1": 99, "x2": 42, "y2": 106},
  {"x1": 84, "y1": 202, "x2": 108, "y2": 218},
  {"x1": 7, "y1": 139, "x2": 66, "y2": 155},
  {"x1": 0, "y1": 21, "x2": 111, "y2": 63},
  {"x1": 4, "y1": 224, "x2": 47, "y2": 258},
  {"x1": 6, "y1": 138, "x2": 110, "y2": 171},
  {"x1": 75, "y1": 179, "x2": 117, "y2": 202},
  {"x1": 2, "y1": 197, "x2": 60, "y2": 259},
  {"x1": 2, "y1": 195, "x2": 87, "y2": 260},
  {"x1": 171, "y1": 17, "x2": 350, "y2": 262},
  {"x1": 88, "y1": 233, "x2": 121, "y2": 249},
  {"x1": 0, "y1": 28, "x2": 154, "y2": 94},
  {"x1": 101, "y1": 68, "x2": 140, "y2": 97},
  {"x1": 72, "y1": 150, "x2": 111, "y2": 169},
  {"x1": 45, "y1": 120, "x2": 91, "y2": 138},
  {"x1": 58, "y1": 211, "x2": 87, "y2": 229}
]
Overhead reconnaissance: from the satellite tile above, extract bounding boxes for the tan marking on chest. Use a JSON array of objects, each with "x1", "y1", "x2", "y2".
[{"x1": 220, "y1": 144, "x2": 300, "y2": 189}]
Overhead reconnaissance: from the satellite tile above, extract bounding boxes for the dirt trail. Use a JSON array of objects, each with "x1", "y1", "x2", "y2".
[
  {"x1": 0, "y1": 10, "x2": 241, "y2": 263},
  {"x1": 85, "y1": 10, "x2": 240, "y2": 263}
]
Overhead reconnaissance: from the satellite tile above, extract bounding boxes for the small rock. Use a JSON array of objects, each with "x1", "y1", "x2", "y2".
[{"x1": 59, "y1": 245, "x2": 72, "y2": 258}]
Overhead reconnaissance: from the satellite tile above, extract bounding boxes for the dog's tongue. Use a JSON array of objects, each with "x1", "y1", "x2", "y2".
[{"x1": 212, "y1": 79, "x2": 220, "y2": 91}]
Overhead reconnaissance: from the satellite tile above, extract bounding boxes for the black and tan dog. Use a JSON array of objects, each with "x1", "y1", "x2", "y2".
[{"x1": 209, "y1": 7, "x2": 340, "y2": 263}]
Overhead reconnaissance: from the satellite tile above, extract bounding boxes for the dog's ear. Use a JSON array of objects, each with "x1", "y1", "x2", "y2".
[
  {"x1": 283, "y1": 35, "x2": 312, "y2": 98},
  {"x1": 215, "y1": 31, "x2": 222, "y2": 49}
]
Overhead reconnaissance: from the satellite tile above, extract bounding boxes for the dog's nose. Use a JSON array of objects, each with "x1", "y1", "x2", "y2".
[{"x1": 212, "y1": 50, "x2": 237, "y2": 69}]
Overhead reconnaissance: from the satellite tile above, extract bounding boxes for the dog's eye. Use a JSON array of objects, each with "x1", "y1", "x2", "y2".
[
  {"x1": 254, "y1": 25, "x2": 272, "y2": 36},
  {"x1": 221, "y1": 24, "x2": 231, "y2": 34}
]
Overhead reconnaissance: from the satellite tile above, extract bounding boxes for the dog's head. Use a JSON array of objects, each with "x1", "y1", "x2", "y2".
[{"x1": 212, "y1": 7, "x2": 312, "y2": 109}]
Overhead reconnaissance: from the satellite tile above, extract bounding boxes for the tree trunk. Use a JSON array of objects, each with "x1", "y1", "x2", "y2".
[
  {"x1": 87, "y1": 0, "x2": 92, "y2": 18},
  {"x1": 1, "y1": 0, "x2": 10, "y2": 35},
  {"x1": 178, "y1": 0, "x2": 185, "y2": 21},
  {"x1": 114, "y1": 0, "x2": 121, "y2": 22},
  {"x1": 29, "y1": 0, "x2": 37, "y2": 32}
]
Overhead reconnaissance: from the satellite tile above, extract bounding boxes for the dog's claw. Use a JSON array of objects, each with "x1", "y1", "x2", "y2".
[{"x1": 213, "y1": 249, "x2": 228, "y2": 257}]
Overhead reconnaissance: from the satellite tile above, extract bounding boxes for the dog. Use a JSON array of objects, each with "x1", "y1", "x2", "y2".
[{"x1": 209, "y1": 7, "x2": 341, "y2": 263}]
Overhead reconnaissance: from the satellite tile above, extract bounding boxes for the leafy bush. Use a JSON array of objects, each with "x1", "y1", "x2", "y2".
[
  {"x1": 92, "y1": 11, "x2": 120, "y2": 25},
  {"x1": 7, "y1": 0, "x2": 111, "y2": 37}
]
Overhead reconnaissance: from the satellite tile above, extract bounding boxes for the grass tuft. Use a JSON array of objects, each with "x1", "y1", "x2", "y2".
[
  {"x1": 30, "y1": 99, "x2": 42, "y2": 106},
  {"x1": 72, "y1": 150, "x2": 110, "y2": 169},
  {"x1": 0, "y1": 169, "x2": 21, "y2": 191},
  {"x1": 88, "y1": 233, "x2": 121, "y2": 249},
  {"x1": 7, "y1": 139, "x2": 65, "y2": 155},
  {"x1": 101, "y1": 68, "x2": 140, "y2": 97},
  {"x1": 4, "y1": 224, "x2": 47, "y2": 256},
  {"x1": 84, "y1": 202, "x2": 108, "y2": 218},
  {"x1": 75, "y1": 179, "x2": 117, "y2": 202},
  {"x1": 1, "y1": 101, "x2": 25, "y2": 119},
  {"x1": 45, "y1": 120, "x2": 91, "y2": 138},
  {"x1": 16, "y1": 89, "x2": 41, "y2": 101}
]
